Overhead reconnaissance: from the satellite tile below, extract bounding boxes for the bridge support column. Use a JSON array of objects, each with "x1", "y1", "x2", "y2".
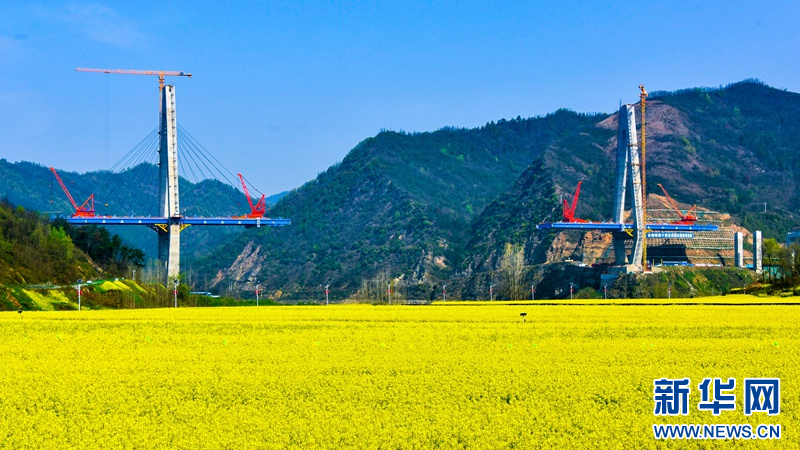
[
  {"x1": 753, "y1": 230, "x2": 763, "y2": 274},
  {"x1": 734, "y1": 232, "x2": 744, "y2": 268},
  {"x1": 158, "y1": 84, "x2": 181, "y2": 282}
]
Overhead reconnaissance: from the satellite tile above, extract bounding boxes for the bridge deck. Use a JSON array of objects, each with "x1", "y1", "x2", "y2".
[
  {"x1": 536, "y1": 222, "x2": 718, "y2": 232},
  {"x1": 56, "y1": 216, "x2": 291, "y2": 227}
]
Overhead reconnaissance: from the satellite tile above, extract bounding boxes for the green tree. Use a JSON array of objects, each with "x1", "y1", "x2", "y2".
[
  {"x1": 762, "y1": 238, "x2": 782, "y2": 283},
  {"x1": 778, "y1": 243, "x2": 800, "y2": 287},
  {"x1": 500, "y1": 243, "x2": 525, "y2": 299}
]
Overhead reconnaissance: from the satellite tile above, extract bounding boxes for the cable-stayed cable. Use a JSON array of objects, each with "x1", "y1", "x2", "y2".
[{"x1": 177, "y1": 128, "x2": 245, "y2": 215}]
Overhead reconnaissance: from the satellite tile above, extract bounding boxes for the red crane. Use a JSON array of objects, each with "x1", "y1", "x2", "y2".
[
  {"x1": 657, "y1": 183, "x2": 698, "y2": 225},
  {"x1": 562, "y1": 181, "x2": 588, "y2": 223},
  {"x1": 237, "y1": 173, "x2": 266, "y2": 218},
  {"x1": 49, "y1": 167, "x2": 95, "y2": 218}
]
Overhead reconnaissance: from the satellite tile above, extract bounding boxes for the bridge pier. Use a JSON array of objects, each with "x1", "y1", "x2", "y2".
[{"x1": 157, "y1": 84, "x2": 181, "y2": 281}]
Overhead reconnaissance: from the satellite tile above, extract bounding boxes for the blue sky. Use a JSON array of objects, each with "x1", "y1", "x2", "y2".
[{"x1": 1, "y1": 1, "x2": 798, "y2": 196}]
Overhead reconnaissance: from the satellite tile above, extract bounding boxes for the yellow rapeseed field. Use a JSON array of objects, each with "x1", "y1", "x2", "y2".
[{"x1": 0, "y1": 303, "x2": 796, "y2": 448}]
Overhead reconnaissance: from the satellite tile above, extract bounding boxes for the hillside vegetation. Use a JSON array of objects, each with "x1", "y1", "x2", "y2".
[
  {"x1": 0, "y1": 199, "x2": 98, "y2": 286},
  {"x1": 195, "y1": 111, "x2": 608, "y2": 299},
  {"x1": 195, "y1": 80, "x2": 799, "y2": 300},
  {"x1": 0, "y1": 198, "x2": 153, "y2": 310}
]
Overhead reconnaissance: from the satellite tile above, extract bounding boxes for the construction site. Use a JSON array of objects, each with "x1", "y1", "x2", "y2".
[
  {"x1": 537, "y1": 86, "x2": 762, "y2": 276},
  {"x1": 49, "y1": 68, "x2": 291, "y2": 286}
]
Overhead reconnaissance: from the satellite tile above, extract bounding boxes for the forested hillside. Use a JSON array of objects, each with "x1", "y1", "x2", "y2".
[
  {"x1": 0, "y1": 198, "x2": 146, "y2": 286},
  {"x1": 194, "y1": 110, "x2": 613, "y2": 299},
  {"x1": 0, "y1": 200, "x2": 97, "y2": 286},
  {"x1": 201, "y1": 80, "x2": 800, "y2": 300}
]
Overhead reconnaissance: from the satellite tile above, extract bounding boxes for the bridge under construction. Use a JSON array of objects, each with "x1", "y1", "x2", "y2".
[
  {"x1": 537, "y1": 86, "x2": 724, "y2": 273},
  {"x1": 52, "y1": 68, "x2": 290, "y2": 284}
]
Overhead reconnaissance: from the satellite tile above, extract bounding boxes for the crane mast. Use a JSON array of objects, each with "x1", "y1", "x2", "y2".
[{"x1": 639, "y1": 84, "x2": 648, "y2": 270}]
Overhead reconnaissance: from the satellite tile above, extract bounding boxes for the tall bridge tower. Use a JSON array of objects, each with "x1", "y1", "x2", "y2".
[
  {"x1": 75, "y1": 68, "x2": 193, "y2": 281},
  {"x1": 158, "y1": 84, "x2": 182, "y2": 279},
  {"x1": 611, "y1": 104, "x2": 645, "y2": 272}
]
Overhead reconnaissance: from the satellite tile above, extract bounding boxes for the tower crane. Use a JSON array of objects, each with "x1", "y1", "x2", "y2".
[
  {"x1": 49, "y1": 167, "x2": 95, "y2": 218},
  {"x1": 236, "y1": 173, "x2": 267, "y2": 218},
  {"x1": 562, "y1": 181, "x2": 588, "y2": 223},
  {"x1": 657, "y1": 184, "x2": 698, "y2": 225},
  {"x1": 75, "y1": 68, "x2": 192, "y2": 89}
]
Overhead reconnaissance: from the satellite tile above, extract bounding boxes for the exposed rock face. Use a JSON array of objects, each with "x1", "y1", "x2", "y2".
[
  {"x1": 211, "y1": 241, "x2": 262, "y2": 288},
  {"x1": 545, "y1": 232, "x2": 580, "y2": 263},
  {"x1": 597, "y1": 101, "x2": 690, "y2": 136},
  {"x1": 570, "y1": 231, "x2": 614, "y2": 264},
  {"x1": 410, "y1": 250, "x2": 446, "y2": 284}
]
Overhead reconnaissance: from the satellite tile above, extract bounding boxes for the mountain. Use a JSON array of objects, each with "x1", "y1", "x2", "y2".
[
  {"x1": 647, "y1": 81, "x2": 800, "y2": 237},
  {"x1": 464, "y1": 80, "x2": 800, "y2": 279},
  {"x1": 200, "y1": 80, "x2": 800, "y2": 300},
  {"x1": 194, "y1": 111, "x2": 612, "y2": 299}
]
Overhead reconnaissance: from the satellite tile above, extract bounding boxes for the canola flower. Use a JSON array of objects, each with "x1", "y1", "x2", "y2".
[{"x1": 0, "y1": 304, "x2": 796, "y2": 448}]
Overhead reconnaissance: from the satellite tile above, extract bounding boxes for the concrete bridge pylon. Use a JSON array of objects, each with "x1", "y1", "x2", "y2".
[
  {"x1": 157, "y1": 84, "x2": 182, "y2": 281},
  {"x1": 611, "y1": 104, "x2": 645, "y2": 273}
]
